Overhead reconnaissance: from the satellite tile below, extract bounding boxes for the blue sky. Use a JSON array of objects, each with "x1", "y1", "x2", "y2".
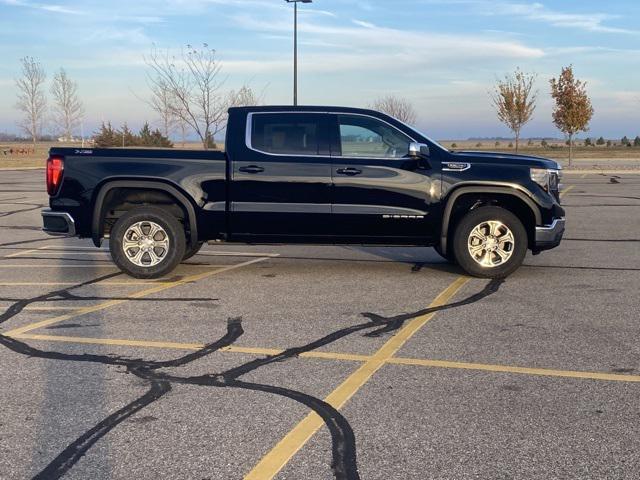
[{"x1": 0, "y1": 0, "x2": 639, "y2": 139}]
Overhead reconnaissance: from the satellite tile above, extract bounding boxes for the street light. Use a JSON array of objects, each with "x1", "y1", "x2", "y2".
[{"x1": 285, "y1": 0, "x2": 312, "y2": 106}]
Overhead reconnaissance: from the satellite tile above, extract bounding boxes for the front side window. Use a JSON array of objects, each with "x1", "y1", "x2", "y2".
[
  {"x1": 251, "y1": 113, "x2": 319, "y2": 155},
  {"x1": 338, "y1": 115, "x2": 411, "y2": 158}
]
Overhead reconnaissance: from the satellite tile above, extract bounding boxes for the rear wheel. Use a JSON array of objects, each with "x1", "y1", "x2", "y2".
[
  {"x1": 452, "y1": 206, "x2": 527, "y2": 278},
  {"x1": 109, "y1": 206, "x2": 186, "y2": 279},
  {"x1": 182, "y1": 241, "x2": 204, "y2": 261}
]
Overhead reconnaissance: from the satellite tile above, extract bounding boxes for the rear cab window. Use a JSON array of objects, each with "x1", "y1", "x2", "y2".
[{"x1": 249, "y1": 113, "x2": 327, "y2": 156}]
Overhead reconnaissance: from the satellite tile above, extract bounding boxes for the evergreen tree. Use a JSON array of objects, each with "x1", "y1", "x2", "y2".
[
  {"x1": 621, "y1": 136, "x2": 630, "y2": 146},
  {"x1": 634, "y1": 136, "x2": 640, "y2": 147},
  {"x1": 596, "y1": 136, "x2": 605, "y2": 145},
  {"x1": 93, "y1": 122, "x2": 118, "y2": 147}
]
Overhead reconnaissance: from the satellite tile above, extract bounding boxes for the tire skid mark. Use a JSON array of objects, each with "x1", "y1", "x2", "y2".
[{"x1": 0, "y1": 276, "x2": 504, "y2": 480}]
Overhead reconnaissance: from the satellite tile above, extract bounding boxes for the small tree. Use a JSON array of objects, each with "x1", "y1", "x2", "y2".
[
  {"x1": 490, "y1": 68, "x2": 537, "y2": 153},
  {"x1": 93, "y1": 122, "x2": 119, "y2": 147},
  {"x1": 541, "y1": 139, "x2": 548, "y2": 147},
  {"x1": 15, "y1": 57, "x2": 47, "y2": 145},
  {"x1": 550, "y1": 65, "x2": 594, "y2": 166},
  {"x1": 371, "y1": 95, "x2": 418, "y2": 125},
  {"x1": 621, "y1": 136, "x2": 630, "y2": 146},
  {"x1": 584, "y1": 137, "x2": 592, "y2": 146},
  {"x1": 596, "y1": 136, "x2": 605, "y2": 145},
  {"x1": 51, "y1": 68, "x2": 84, "y2": 140},
  {"x1": 634, "y1": 136, "x2": 640, "y2": 147}
]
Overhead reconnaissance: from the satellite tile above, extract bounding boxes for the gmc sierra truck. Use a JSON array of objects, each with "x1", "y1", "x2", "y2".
[{"x1": 42, "y1": 106, "x2": 565, "y2": 279}]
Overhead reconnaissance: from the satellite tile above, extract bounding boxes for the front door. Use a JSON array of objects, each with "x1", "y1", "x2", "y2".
[
  {"x1": 330, "y1": 114, "x2": 440, "y2": 242},
  {"x1": 230, "y1": 112, "x2": 332, "y2": 238}
]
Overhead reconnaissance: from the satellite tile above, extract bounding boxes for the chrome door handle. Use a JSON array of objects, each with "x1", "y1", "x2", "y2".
[{"x1": 336, "y1": 168, "x2": 362, "y2": 176}]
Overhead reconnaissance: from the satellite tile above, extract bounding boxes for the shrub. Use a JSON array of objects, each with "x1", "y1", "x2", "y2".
[
  {"x1": 93, "y1": 122, "x2": 173, "y2": 148},
  {"x1": 596, "y1": 136, "x2": 605, "y2": 145}
]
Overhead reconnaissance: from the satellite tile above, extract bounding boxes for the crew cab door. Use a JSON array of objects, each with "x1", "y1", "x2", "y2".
[
  {"x1": 229, "y1": 112, "x2": 332, "y2": 238},
  {"x1": 330, "y1": 114, "x2": 440, "y2": 241}
]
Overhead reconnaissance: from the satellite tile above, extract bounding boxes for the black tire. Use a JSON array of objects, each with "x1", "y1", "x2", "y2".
[
  {"x1": 434, "y1": 244, "x2": 457, "y2": 264},
  {"x1": 182, "y1": 241, "x2": 204, "y2": 261},
  {"x1": 452, "y1": 206, "x2": 527, "y2": 278},
  {"x1": 109, "y1": 206, "x2": 186, "y2": 279}
]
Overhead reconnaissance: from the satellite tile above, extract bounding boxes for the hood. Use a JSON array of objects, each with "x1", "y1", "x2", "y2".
[{"x1": 450, "y1": 150, "x2": 560, "y2": 170}]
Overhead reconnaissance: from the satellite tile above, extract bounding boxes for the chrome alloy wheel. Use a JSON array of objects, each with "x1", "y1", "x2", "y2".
[
  {"x1": 467, "y1": 220, "x2": 515, "y2": 268},
  {"x1": 122, "y1": 221, "x2": 170, "y2": 267}
]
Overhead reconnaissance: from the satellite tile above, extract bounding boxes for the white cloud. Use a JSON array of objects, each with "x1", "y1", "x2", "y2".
[
  {"x1": 1, "y1": 0, "x2": 84, "y2": 15},
  {"x1": 434, "y1": 0, "x2": 638, "y2": 34}
]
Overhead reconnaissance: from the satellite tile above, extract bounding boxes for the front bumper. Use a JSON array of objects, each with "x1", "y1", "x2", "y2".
[
  {"x1": 534, "y1": 217, "x2": 565, "y2": 251},
  {"x1": 42, "y1": 209, "x2": 76, "y2": 236}
]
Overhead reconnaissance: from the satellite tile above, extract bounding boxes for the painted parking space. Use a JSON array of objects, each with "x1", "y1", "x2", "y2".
[{"x1": 0, "y1": 170, "x2": 639, "y2": 479}]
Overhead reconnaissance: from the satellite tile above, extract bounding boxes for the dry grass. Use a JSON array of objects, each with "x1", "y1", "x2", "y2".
[{"x1": 1, "y1": 140, "x2": 638, "y2": 169}]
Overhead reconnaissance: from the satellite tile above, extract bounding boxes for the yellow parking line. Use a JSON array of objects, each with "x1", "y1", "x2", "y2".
[
  {"x1": 388, "y1": 357, "x2": 640, "y2": 383},
  {"x1": 244, "y1": 275, "x2": 469, "y2": 480},
  {"x1": 4, "y1": 256, "x2": 273, "y2": 337},
  {"x1": 560, "y1": 185, "x2": 574, "y2": 199},
  {"x1": 4, "y1": 248, "x2": 41, "y2": 258},
  {"x1": 0, "y1": 282, "x2": 176, "y2": 286},
  {"x1": 14, "y1": 333, "x2": 371, "y2": 362},
  {"x1": 15, "y1": 333, "x2": 640, "y2": 384}
]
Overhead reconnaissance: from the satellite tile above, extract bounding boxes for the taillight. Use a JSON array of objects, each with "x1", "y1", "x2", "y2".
[{"x1": 46, "y1": 156, "x2": 64, "y2": 196}]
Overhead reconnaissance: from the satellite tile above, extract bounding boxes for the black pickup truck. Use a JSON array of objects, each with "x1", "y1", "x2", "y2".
[{"x1": 42, "y1": 106, "x2": 565, "y2": 278}]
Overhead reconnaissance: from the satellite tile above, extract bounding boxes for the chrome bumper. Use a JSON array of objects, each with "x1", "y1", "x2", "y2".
[
  {"x1": 42, "y1": 209, "x2": 76, "y2": 236},
  {"x1": 534, "y1": 217, "x2": 565, "y2": 248}
]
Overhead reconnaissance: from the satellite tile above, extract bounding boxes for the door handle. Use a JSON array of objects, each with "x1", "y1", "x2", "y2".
[
  {"x1": 336, "y1": 167, "x2": 362, "y2": 176},
  {"x1": 239, "y1": 165, "x2": 265, "y2": 174}
]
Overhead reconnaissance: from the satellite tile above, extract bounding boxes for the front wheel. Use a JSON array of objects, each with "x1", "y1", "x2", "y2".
[
  {"x1": 109, "y1": 206, "x2": 186, "y2": 279},
  {"x1": 452, "y1": 206, "x2": 528, "y2": 278}
]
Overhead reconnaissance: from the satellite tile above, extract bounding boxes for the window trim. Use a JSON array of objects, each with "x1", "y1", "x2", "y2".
[
  {"x1": 244, "y1": 111, "x2": 417, "y2": 159},
  {"x1": 245, "y1": 112, "x2": 329, "y2": 158},
  {"x1": 335, "y1": 113, "x2": 415, "y2": 160}
]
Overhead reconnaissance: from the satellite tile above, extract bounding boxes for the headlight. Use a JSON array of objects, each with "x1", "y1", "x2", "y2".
[{"x1": 531, "y1": 168, "x2": 561, "y2": 191}]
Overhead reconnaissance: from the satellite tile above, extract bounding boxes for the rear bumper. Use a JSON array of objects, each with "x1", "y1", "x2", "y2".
[
  {"x1": 42, "y1": 209, "x2": 76, "y2": 236},
  {"x1": 534, "y1": 217, "x2": 565, "y2": 251}
]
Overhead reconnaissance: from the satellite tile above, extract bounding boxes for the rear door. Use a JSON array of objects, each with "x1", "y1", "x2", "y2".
[
  {"x1": 330, "y1": 113, "x2": 440, "y2": 241},
  {"x1": 229, "y1": 112, "x2": 332, "y2": 238}
]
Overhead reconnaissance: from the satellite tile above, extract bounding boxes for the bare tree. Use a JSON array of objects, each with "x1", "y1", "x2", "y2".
[
  {"x1": 371, "y1": 95, "x2": 418, "y2": 125},
  {"x1": 490, "y1": 68, "x2": 537, "y2": 153},
  {"x1": 145, "y1": 44, "x2": 231, "y2": 150},
  {"x1": 51, "y1": 68, "x2": 84, "y2": 141},
  {"x1": 15, "y1": 57, "x2": 47, "y2": 145},
  {"x1": 550, "y1": 65, "x2": 594, "y2": 166},
  {"x1": 147, "y1": 75, "x2": 178, "y2": 139},
  {"x1": 229, "y1": 85, "x2": 261, "y2": 107}
]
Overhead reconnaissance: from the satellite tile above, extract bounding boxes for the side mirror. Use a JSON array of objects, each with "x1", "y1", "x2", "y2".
[{"x1": 409, "y1": 142, "x2": 430, "y2": 159}]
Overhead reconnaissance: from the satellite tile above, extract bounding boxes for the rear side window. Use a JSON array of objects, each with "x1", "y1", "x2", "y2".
[{"x1": 251, "y1": 113, "x2": 320, "y2": 155}]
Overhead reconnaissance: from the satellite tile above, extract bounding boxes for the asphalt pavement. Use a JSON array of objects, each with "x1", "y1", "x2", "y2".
[{"x1": 0, "y1": 169, "x2": 638, "y2": 480}]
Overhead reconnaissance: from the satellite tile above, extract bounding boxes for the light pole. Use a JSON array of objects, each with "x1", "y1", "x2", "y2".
[{"x1": 285, "y1": 0, "x2": 312, "y2": 106}]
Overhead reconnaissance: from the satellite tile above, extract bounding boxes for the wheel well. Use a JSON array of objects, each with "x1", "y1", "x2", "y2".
[
  {"x1": 99, "y1": 187, "x2": 188, "y2": 239},
  {"x1": 446, "y1": 193, "x2": 536, "y2": 249}
]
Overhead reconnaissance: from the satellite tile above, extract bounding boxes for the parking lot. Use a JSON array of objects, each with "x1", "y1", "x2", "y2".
[{"x1": 0, "y1": 168, "x2": 639, "y2": 480}]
